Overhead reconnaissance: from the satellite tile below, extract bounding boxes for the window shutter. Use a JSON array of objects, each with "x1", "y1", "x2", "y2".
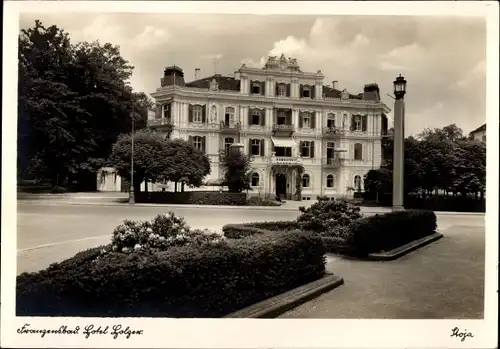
[
  {"x1": 299, "y1": 84, "x2": 304, "y2": 98},
  {"x1": 286, "y1": 110, "x2": 292, "y2": 125},
  {"x1": 260, "y1": 109, "x2": 265, "y2": 126},
  {"x1": 298, "y1": 112, "x2": 303, "y2": 128},
  {"x1": 202, "y1": 136, "x2": 206, "y2": 154},
  {"x1": 311, "y1": 86, "x2": 316, "y2": 99},
  {"x1": 351, "y1": 115, "x2": 356, "y2": 131},
  {"x1": 155, "y1": 105, "x2": 162, "y2": 119},
  {"x1": 310, "y1": 141, "x2": 315, "y2": 158},
  {"x1": 248, "y1": 108, "x2": 252, "y2": 125},
  {"x1": 249, "y1": 80, "x2": 253, "y2": 93},
  {"x1": 188, "y1": 105, "x2": 193, "y2": 123},
  {"x1": 362, "y1": 114, "x2": 368, "y2": 131},
  {"x1": 260, "y1": 139, "x2": 265, "y2": 156},
  {"x1": 202, "y1": 105, "x2": 207, "y2": 123},
  {"x1": 275, "y1": 83, "x2": 279, "y2": 96},
  {"x1": 261, "y1": 81, "x2": 266, "y2": 96},
  {"x1": 248, "y1": 138, "x2": 252, "y2": 154},
  {"x1": 299, "y1": 141, "x2": 303, "y2": 156},
  {"x1": 286, "y1": 84, "x2": 291, "y2": 97},
  {"x1": 311, "y1": 112, "x2": 316, "y2": 129},
  {"x1": 188, "y1": 135, "x2": 193, "y2": 145}
]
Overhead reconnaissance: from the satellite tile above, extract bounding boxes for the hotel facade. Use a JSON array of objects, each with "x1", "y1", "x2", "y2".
[{"x1": 105, "y1": 55, "x2": 390, "y2": 200}]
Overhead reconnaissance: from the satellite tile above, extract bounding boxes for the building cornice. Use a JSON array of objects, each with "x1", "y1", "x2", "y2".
[{"x1": 151, "y1": 86, "x2": 391, "y2": 113}]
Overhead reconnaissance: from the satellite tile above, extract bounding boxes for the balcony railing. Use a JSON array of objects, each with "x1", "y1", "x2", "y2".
[
  {"x1": 269, "y1": 156, "x2": 302, "y2": 166},
  {"x1": 322, "y1": 126, "x2": 345, "y2": 138},
  {"x1": 322, "y1": 157, "x2": 342, "y2": 168},
  {"x1": 220, "y1": 121, "x2": 241, "y2": 133},
  {"x1": 148, "y1": 118, "x2": 173, "y2": 127},
  {"x1": 272, "y1": 123, "x2": 295, "y2": 136}
]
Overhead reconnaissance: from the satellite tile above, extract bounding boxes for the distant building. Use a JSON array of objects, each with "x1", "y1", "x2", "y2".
[
  {"x1": 143, "y1": 55, "x2": 391, "y2": 200},
  {"x1": 470, "y1": 123, "x2": 486, "y2": 142}
]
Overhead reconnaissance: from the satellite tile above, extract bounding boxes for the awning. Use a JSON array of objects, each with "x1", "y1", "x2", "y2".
[{"x1": 271, "y1": 138, "x2": 297, "y2": 148}]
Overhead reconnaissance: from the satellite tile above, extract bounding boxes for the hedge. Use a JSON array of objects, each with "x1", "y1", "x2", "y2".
[
  {"x1": 16, "y1": 231, "x2": 326, "y2": 317},
  {"x1": 349, "y1": 209, "x2": 437, "y2": 255},
  {"x1": 135, "y1": 191, "x2": 247, "y2": 205},
  {"x1": 222, "y1": 210, "x2": 437, "y2": 257}
]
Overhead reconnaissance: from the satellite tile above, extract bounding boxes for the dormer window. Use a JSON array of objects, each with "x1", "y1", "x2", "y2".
[
  {"x1": 302, "y1": 86, "x2": 310, "y2": 98},
  {"x1": 252, "y1": 82, "x2": 261, "y2": 94}
]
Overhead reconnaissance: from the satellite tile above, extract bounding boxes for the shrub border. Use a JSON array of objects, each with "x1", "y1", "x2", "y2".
[
  {"x1": 224, "y1": 273, "x2": 344, "y2": 318},
  {"x1": 367, "y1": 231, "x2": 444, "y2": 261}
]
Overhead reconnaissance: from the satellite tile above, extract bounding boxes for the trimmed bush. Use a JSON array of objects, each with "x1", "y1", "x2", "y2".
[
  {"x1": 222, "y1": 221, "x2": 298, "y2": 239},
  {"x1": 16, "y1": 231, "x2": 326, "y2": 317},
  {"x1": 135, "y1": 191, "x2": 247, "y2": 205},
  {"x1": 349, "y1": 209, "x2": 437, "y2": 255},
  {"x1": 296, "y1": 196, "x2": 362, "y2": 234}
]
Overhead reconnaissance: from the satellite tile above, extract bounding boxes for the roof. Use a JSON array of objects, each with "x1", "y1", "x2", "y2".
[
  {"x1": 322, "y1": 85, "x2": 362, "y2": 100},
  {"x1": 185, "y1": 74, "x2": 240, "y2": 91},
  {"x1": 470, "y1": 123, "x2": 486, "y2": 134}
]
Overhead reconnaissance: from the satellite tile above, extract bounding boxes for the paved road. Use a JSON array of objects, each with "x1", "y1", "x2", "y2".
[{"x1": 16, "y1": 201, "x2": 484, "y2": 274}]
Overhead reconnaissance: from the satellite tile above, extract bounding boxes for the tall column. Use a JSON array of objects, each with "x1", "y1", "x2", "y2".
[{"x1": 392, "y1": 98, "x2": 405, "y2": 211}]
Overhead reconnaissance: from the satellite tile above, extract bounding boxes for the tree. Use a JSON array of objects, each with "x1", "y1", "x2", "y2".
[
  {"x1": 163, "y1": 139, "x2": 211, "y2": 192},
  {"x1": 108, "y1": 130, "x2": 170, "y2": 193},
  {"x1": 452, "y1": 139, "x2": 486, "y2": 197},
  {"x1": 219, "y1": 149, "x2": 252, "y2": 193},
  {"x1": 364, "y1": 168, "x2": 392, "y2": 202},
  {"x1": 18, "y1": 20, "x2": 153, "y2": 188}
]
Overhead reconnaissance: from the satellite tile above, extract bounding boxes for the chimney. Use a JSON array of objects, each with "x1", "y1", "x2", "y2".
[
  {"x1": 195, "y1": 68, "x2": 200, "y2": 80},
  {"x1": 332, "y1": 80, "x2": 338, "y2": 90}
]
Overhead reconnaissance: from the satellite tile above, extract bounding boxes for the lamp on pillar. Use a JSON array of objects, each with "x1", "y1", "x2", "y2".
[{"x1": 392, "y1": 74, "x2": 407, "y2": 211}]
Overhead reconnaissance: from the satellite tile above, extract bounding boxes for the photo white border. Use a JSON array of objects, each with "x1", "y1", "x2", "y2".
[{"x1": 2, "y1": 1, "x2": 498, "y2": 348}]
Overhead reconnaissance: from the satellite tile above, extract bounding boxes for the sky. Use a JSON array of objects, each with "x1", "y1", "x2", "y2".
[{"x1": 19, "y1": 13, "x2": 487, "y2": 136}]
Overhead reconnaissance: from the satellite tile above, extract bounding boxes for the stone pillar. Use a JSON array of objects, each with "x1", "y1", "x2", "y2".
[
  {"x1": 392, "y1": 98, "x2": 405, "y2": 210},
  {"x1": 293, "y1": 109, "x2": 299, "y2": 131}
]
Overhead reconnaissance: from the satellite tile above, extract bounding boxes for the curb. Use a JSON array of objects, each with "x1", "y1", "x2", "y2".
[
  {"x1": 367, "y1": 231, "x2": 444, "y2": 261},
  {"x1": 224, "y1": 273, "x2": 344, "y2": 318}
]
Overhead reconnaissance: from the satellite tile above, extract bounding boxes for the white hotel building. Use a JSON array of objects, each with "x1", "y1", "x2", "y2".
[{"x1": 145, "y1": 55, "x2": 390, "y2": 200}]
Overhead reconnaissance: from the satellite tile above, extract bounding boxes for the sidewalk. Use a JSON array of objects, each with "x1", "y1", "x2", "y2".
[{"x1": 16, "y1": 192, "x2": 485, "y2": 215}]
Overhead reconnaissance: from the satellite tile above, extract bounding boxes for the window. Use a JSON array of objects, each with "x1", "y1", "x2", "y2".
[
  {"x1": 302, "y1": 85, "x2": 311, "y2": 98},
  {"x1": 327, "y1": 113, "x2": 335, "y2": 128},
  {"x1": 224, "y1": 137, "x2": 234, "y2": 152},
  {"x1": 277, "y1": 111, "x2": 287, "y2": 125},
  {"x1": 354, "y1": 143, "x2": 363, "y2": 160},
  {"x1": 301, "y1": 141, "x2": 311, "y2": 157},
  {"x1": 302, "y1": 112, "x2": 311, "y2": 128},
  {"x1": 251, "y1": 139, "x2": 261, "y2": 156},
  {"x1": 193, "y1": 136, "x2": 203, "y2": 150},
  {"x1": 302, "y1": 174, "x2": 310, "y2": 188},
  {"x1": 354, "y1": 175, "x2": 362, "y2": 191},
  {"x1": 252, "y1": 82, "x2": 261, "y2": 94},
  {"x1": 193, "y1": 106, "x2": 203, "y2": 123},
  {"x1": 354, "y1": 115, "x2": 362, "y2": 131},
  {"x1": 252, "y1": 110, "x2": 261, "y2": 125},
  {"x1": 251, "y1": 173, "x2": 260, "y2": 187},
  {"x1": 163, "y1": 104, "x2": 170, "y2": 119},
  {"x1": 225, "y1": 107, "x2": 235, "y2": 124},
  {"x1": 278, "y1": 84, "x2": 286, "y2": 96},
  {"x1": 326, "y1": 174, "x2": 335, "y2": 188}
]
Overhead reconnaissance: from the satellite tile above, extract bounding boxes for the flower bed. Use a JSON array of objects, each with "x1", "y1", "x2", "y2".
[
  {"x1": 16, "y1": 212, "x2": 326, "y2": 317},
  {"x1": 222, "y1": 201, "x2": 438, "y2": 257}
]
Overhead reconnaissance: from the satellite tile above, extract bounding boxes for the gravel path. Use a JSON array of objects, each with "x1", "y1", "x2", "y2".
[{"x1": 279, "y1": 224, "x2": 485, "y2": 319}]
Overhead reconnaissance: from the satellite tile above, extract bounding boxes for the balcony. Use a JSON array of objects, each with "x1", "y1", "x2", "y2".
[
  {"x1": 148, "y1": 118, "x2": 174, "y2": 128},
  {"x1": 272, "y1": 123, "x2": 294, "y2": 137},
  {"x1": 322, "y1": 157, "x2": 342, "y2": 168},
  {"x1": 322, "y1": 126, "x2": 345, "y2": 139},
  {"x1": 219, "y1": 121, "x2": 241, "y2": 134},
  {"x1": 269, "y1": 156, "x2": 303, "y2": 166}
]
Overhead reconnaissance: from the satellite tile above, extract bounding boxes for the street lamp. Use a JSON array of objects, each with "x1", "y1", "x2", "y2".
[
  {"x1": 392, "y1": 74, "x2": 407, "y2": 211},
  {"x1": 129, "y1": 115, "x2": 136, "y2": 204}
]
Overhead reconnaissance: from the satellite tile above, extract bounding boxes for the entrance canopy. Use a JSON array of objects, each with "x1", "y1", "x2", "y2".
[{"x1": 271, "y1": 137, "x2": 296, "y2": 148}]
